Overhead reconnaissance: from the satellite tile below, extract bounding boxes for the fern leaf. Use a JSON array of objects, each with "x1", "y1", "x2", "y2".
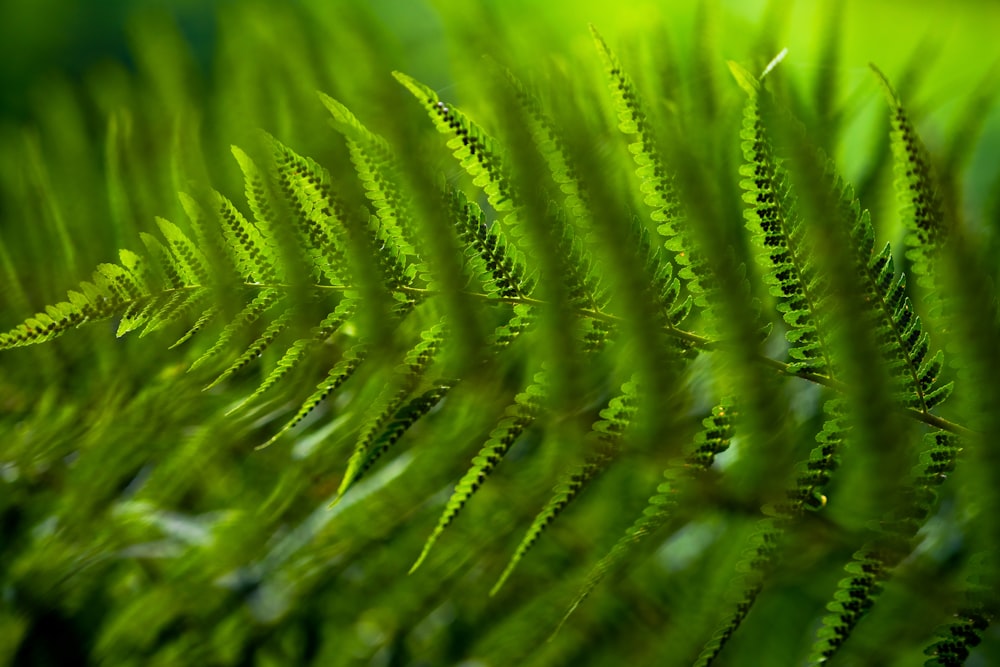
[
  {"x1": 231, "y1": 145, "x2": 277, "y2": 242},
  {"x1": 108, "y1": 230, "x2": 216, "y2": 340},
  {"x1": 827, "y1": 162, "x2": 952, "y2": 414},
  {"x1": 734, "y1": 64, "x2": 833, "y2": 376},
  {"x1": 496, "y1": 60, "x2": 609, "y2": 316},
  {"x1": 338, "y1": 320, "x2": 448, "y2": 498},
  {"x1": 176, "y1": 192, "x2": 237, "y2": 284},
  {"x1": 490, "y1": 303, "x2": 537, "y2": 351},
  {"x1": 870, "y1": 64, "x2": 948, "y2": 288},
  {"x1": 410, "y1": 371, "x2": 549, "y2": 573},
  {"x1": 169, "y1": 305, "x2": 219, "y2": 349},
  {"x1": 256, "y1": 344, "x2": 368, "y2": 451},
  {"x1": 551, "y1": 206, "x2": 608, "y2": 312},
  {"x1": 590, "y1": 26, "x2": 683, "y2": 239},
  {"x1": 498, "y1": 65, "x2": 589, "y2": 229},
  {"x1": 398, "y1": 71, "x2": 605, "y2": 318},
  {"x1": 204, "y1": 308, "x2": 293, "y2": 391},
  {"x1": 806, "y1": 431, "x2": 963, "y2": 664},
  {"x1": 393, "y1": 71, "x2": 515, "y2": 213},
  {"x1": 923, "y1": 607, "x2": 992, "y2": 667},
  {"x1": 807, "y1": 546, "x2": 898, "y2": 666},
  {"x1": 263, "y1": 135, "x2": 352, "y2": 285},
  {"x1": 154, "y1": 217, "x2": 211, "y2": 286},
  {"x1": 318, "y1": 93, "x2": 425, "y2": 278},
  {"x1": 0, "y1": 284, "x2": 101, "y2": 349},
  {"x1": 273, "y1": 133, "x2": 420, "y2": 290},
  {"x1": 694, "y1": 398, "x2": 849, "y2": 667},
  {"x1": 590, "y1": 26, "x2": 706, "y2": 305},
  {"x1": 138, "y1": 287, "x2": 210, "y2": 338},
  {"x1": 211, "y1": 189, "x2": 278, "y2": 283},
  {"x1": 634, "y1": 221, "x2": 693, "y2": 332},
  {"x1": 450, "y1": 187, "x2": 534, "y2": 298},
  {"x1": 227, "y1": 297, "x2": 358, "y2": 414},
  {"x1": 357, "y1": 380, "x2": 457, "y2": 480},
  {"x1": 922, "y1": 552, "x2": 995, "y2": 667},
  {"x1": 563, "y1": 403, "x2": 735, "y2": 624},
  {"x1": 187, "y1": 288, "x2": 283, "y2": 372},
  {"x1": 139, "y1": 232, "x2": 184, "y2": 291},
  {"x1": 491, "y1": 380, "x2": 639, "y2": 596}
]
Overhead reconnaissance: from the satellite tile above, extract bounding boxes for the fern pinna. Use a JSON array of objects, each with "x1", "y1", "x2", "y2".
[{"x1": 1, "y1": 22, "x2": 994, "y2": 667}]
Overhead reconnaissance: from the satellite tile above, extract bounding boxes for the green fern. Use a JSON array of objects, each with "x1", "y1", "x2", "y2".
[
  {"x1": 590, "y1": 26, "x2": 710, "y2": 312},
  {"x1": 732, "y1": 60, "x2": 833, "y2": 376},
  {"x1": 562, "y1": 402, "x2": 736, "y2": 625},
  {"x1": 1, "y1": 11, "x2": 996, "y2": 666},
  {"x1": 870, "y1": 64, "x2": 948, "y2": 290},
  {"x1": 693, "y1": 397, "x2": 848, "y2": 666},
  {"x1": 490, "y1": 379, "x2": 640, "y2": 595},
  {"x1": 338, "y1": 319, "x2": 448, "y2": 499},
  {"x1": 410, "y1": 371, "x2": 550, "y2": 573},
  {"x1": 806, "y1": 431, "x2": 963, "y2": 665},
  {"x1": 922, "y1": 552, "x2": 996, "y2": 667}
]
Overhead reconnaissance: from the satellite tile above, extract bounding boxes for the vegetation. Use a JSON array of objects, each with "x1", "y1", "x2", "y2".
[{"x1": 1, "y1": 2, "x2": 998, "y2": 665}]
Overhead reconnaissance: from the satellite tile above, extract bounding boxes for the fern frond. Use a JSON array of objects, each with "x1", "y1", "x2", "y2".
[
  {"x1": 169, "y1": 304, "x2": 220, "y2": 349},
  {"x1": 491, "y1": 379, "x2": 639, "y2": 596},
  {"x1": 450, "y1": 187, "x2": 533, "y2": 299},
  {"x1": 264, "y1": 134, "x2": 352, "y2": 285},
  {"x1": 271, "y1": 126, "x2": 421, "y2": 291},
  {"x1": 140, "y1": 232, "x2": 185, "y2": 289},
  {"x1": 139, "y1": 288, "x2": 211, "y2": 339},
  {"x1": 410, "y1": 371, "x2": 549, "y2": 574},
  {"x1": 562, "y1": 402, "x2": 735, "y2": 624},
  {"x1": 124, "y1": 224, "x2": 217, "y2": 340},
  {"x1": 227, "y1": 297, "x2": 358, "y2": 414},
  {"x1": 393, "y1": 71, "x2": 515, "y2": 213},
  {"x1": 870, "y1": 64, "x2": 948, "y2": 289},
  {"x1": 338, "y1": 320, "x2": 448, "y2": 499},
  {"x1": 694, "y1": 398, "x2": 849, "y2": 666},
  {"x1": 256, "y1": 343, "x2": 368, "y2": 451},
  {"x1": 590, "y1": 26, "x2": 707, "y2": 307},
  {"x1": 692, "y1": 525, "x2": 774, "y2": 667},
  {"x1": 634, "y1": 221, "x2": 693, "y2": 333},
  {"x1": 497, "y1": 66, "x2": 610, "y2": 316},
  {"x1": 923, "y1": 606, "x2": 992, "y2": 667},
  {"x1": 102, "y1": 259, "x2": 157, "y2": 337},
  {"x1": 401, "y1": 70, "x2": 605, "y2": 323},
  {"x1": 231, "y1": 145, "x2": 277, "y2": 242},
  {"x1": 154, "y1": 217, "x2": 212, "y2": 286},
  {"x1": 204, "y1": 308, "x2": 293, "y2": 391},
  {"x1": 807, "y1": 544, "x2": 899, "y2": 665},
  {"x1": 827, "y1": 158, "x2": 953, "y2": 413},
  {"x1": 807, "y1": 431, "x2": 963, "y2": 664},
  {"x1": 590, "y1": 26, "x2": 682, "y2": 243},
  {"x1": 498, "y1": 65, "x2": 589, "y2": 228},
  {"x1": 0, "y1": 288, "x2": 103, "y2": 349},
  {"x1": 490, "y1": 303, "x2": 537, "y2": 351},
  {"x1": 211, "y1": 189, "x2": 279, "y2": 283},
  {"x1": 922, "y1": 552, "x2": 996, "y2": 667},
  {"x1": 550, "y1": 205, "x2": 608, "y2": 312},
  {"x1": 360, "y1": 380, "x2": 457, "y2": 476},
  {"x1": 187, "y1": 288, "x2": 284, "y2": 372},
  {"x1": 318, "y1": 92, "x2": 425, "y2": 277},
  {"x1": 732, "y1": 61, "x2": 833, "y2": 376}
]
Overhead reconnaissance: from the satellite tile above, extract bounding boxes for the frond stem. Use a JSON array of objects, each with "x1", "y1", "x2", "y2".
[{"x1": 161, "y1": 281, "x2": 973, "y2": 438}]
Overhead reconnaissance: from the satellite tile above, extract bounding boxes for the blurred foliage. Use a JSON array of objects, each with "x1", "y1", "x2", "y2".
[{"x1": 1, "y1": 1, "x2": 999, "y2": 666}]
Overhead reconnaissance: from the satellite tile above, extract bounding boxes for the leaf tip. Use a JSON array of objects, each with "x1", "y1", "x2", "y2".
[
  {"x1": 727, "y1": 61, "x2": 759, "y2": 95},
  {"x1": 869, "y1": 62, "x2": 899, "y2": 105}
]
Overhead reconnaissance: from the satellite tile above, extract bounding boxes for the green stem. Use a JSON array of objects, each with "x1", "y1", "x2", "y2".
[{"x1": 157, "y1": 281, "x2": 975, "y2": 439}]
